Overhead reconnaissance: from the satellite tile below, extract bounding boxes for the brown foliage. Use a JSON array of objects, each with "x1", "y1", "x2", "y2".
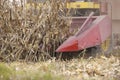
[{"x1": 0, "y1": 0, "x2": 70, "y2": 61}]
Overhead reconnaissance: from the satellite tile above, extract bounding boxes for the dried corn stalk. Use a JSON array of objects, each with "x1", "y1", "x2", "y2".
[{"x1": 0, "y1": 0, "x2": 71, "y2": 61}]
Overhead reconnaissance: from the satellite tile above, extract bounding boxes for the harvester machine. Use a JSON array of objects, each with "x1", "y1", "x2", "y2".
[{"x1": 56, "y1": 0, "x2": 112, "y2": 53}]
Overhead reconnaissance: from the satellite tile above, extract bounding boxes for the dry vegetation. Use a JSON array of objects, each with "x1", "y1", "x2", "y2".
[
  {"x1": 0, "y1": 0, "x2": 120, "y2": 80},
  {"x1": 0, "y1": 54, "x2": 120, "y2": 80},
  {"x1": 0, "y1": 0, "x2": 71, "y2": 62}
]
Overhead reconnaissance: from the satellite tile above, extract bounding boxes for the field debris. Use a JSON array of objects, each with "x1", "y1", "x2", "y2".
[{"x1": 0, "y1": 55, "x2": 119, "y2": 80}]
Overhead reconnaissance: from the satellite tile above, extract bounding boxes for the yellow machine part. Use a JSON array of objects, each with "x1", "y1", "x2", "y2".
[
  {"x1": 67, "y1": 2, "x2": 100, "y2": 9},
  {"x1": 26, "y1": 2, "x2": 100, "y2": 9},
  {"x1": 101, "y1": 38, "x2": 111, "y2": 52}
]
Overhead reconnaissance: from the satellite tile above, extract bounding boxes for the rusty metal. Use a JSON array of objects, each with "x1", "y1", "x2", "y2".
[{"x1": 100, "y1": 2, "x2": 108, "y2": 15}]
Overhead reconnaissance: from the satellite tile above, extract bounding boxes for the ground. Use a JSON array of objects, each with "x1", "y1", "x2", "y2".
[{"x1": 0, "y1": 50, "x2": 120, "y2": 80}]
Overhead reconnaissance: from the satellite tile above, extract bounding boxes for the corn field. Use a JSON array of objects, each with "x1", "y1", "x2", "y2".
[{"x1": 0, "y1": 0, "x2": 71, "y2": 62}]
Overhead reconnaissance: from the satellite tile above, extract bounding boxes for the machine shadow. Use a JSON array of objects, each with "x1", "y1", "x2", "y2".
[{"x1": 55, "y1": 47, "x2": 100, "y2": 60}]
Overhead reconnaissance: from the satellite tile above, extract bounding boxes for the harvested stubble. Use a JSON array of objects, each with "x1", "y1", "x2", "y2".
[{"x1": 0, "y1": 0, "x2": 71, "y2": 61}]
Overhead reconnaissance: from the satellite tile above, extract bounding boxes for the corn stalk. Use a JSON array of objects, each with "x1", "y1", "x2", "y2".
[{"x1": 0, "y1": 0, "x2": 71, "y2": 62}]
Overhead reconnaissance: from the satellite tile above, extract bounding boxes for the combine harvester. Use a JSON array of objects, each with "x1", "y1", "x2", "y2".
[{"x1": 56, "y1": 0, "x2": 112, "y2": 54}]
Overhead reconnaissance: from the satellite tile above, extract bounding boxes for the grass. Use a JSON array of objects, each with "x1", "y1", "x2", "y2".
[
  {"x1": 0, "y1": 63, "x2": 13, "y2": 80},
  {"x1": 0, "y1": 62, "x2": 63, "y2": 80},
  {"x1": 0, "y1": 54, "x2": 120, "y2": 80}
]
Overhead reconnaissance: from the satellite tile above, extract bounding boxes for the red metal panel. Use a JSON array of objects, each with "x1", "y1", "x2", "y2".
[
  {"x1": 56, "y1": 15, "x2": 111, "y2": 52},
  {"x1": 56, "y1": 36, "x2": 78, "y2": 52},
  {"x1": 77, "y1": 26, "x2": 101, "y2": 49},
  {"x1": 70, "y1": 16, "x2": 97, "y2": 32},
  {"x1": 98, "y1": 16, "x2": 111, "y2": 42}
]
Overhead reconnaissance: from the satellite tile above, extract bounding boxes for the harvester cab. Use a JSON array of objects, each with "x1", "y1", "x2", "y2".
[{"x1": 56, "y1": 0, "x2": 112, "y2": 54}]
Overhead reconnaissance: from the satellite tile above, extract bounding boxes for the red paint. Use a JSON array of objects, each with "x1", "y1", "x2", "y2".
[
  {"x1": 56, "y1": 15, "x2": 111, "y2": 52},
  {"x1": 56, "y1": 36, "x2": 78, "y2": 52}
]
